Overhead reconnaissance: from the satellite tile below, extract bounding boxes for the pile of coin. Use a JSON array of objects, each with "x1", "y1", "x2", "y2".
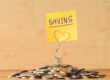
[{"x1": 8, "y1": 64, "x2": 105, "y2": 79}]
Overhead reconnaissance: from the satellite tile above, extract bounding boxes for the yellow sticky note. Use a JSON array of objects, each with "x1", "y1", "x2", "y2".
[{"x1": 46, "y1": 10, "x2": 77, "y2": 42}]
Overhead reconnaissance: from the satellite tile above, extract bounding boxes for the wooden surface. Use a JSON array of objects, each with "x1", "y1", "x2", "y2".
[
  {"x1": 0, "y1": 70, "x2": 110, "y2": 80},
  {"x1": 0, "y1": 0, "x2": 110, "y2": 70}
]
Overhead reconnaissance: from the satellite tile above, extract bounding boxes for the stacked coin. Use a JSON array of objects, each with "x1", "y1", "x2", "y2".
[{"x1": 8, "y1": 64, "x2": 105, "y2": 79}]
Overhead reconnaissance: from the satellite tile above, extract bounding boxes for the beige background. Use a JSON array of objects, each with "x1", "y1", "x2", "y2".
[{"x1": 0, "y1": 0, "x2": 110, "y2": 70}]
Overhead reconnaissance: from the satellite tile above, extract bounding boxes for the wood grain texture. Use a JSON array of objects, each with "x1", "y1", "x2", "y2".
[
  {"x1": 0, "y1": 70, "x2": 110, "y2": 80},
  {"x1": 0, "y1": 0, "x2": 110, "y2": 70}
]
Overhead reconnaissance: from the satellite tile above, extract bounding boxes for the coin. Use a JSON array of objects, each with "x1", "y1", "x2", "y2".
[
  {"x1": 54, "y1": 72, "x2": 66, "y2": 79},
  {"x1": 42, "y1": 75, "x2": 53, "y2": 79},
  {"x1": 21, "y1": 76, "x2": 30, "y2": 79},
  {"x1": 20, "y1": 70, "x2": 28, "y2": 73},
  {"x1": 71, "y1": 74, "x2": 82, "y2": 79},
  {"x1": 20, "y1": 72, "x2": 30, "y2": 77},
  {"x1": 40, "y1": 69, "x2": 49, "y2": 72},
  {"x1": 8, "y1": 64, "x2": 105, "y2": 79}
]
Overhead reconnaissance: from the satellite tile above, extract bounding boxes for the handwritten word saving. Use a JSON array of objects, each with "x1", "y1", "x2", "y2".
[{"x1": 49, "y1": 15, "x2": 73, "y2": 28}]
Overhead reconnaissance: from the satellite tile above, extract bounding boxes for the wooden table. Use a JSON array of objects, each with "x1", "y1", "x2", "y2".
[{"x1": 0, "y1": 70, "x2": 110, "y2": 80}]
